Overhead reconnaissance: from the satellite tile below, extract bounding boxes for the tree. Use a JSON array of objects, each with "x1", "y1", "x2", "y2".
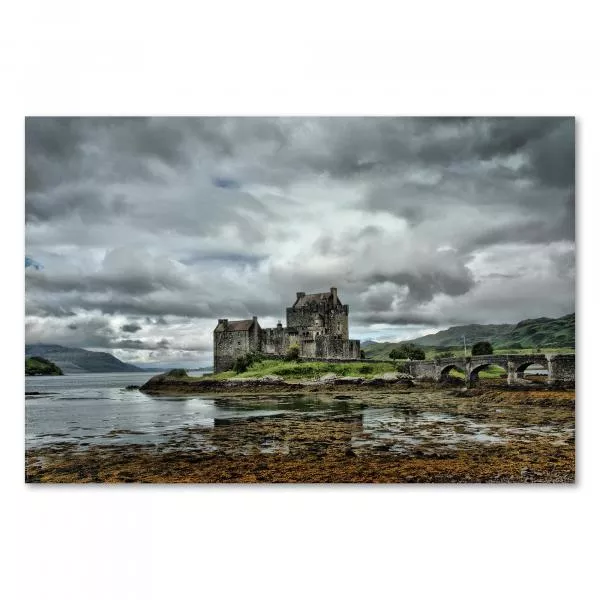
[
  {"x1": 389, "y1": 348, "x2": 407, "y2": 360},
  {"x1": 390, "y1": 344, "x2": 425, "y2": 361},
  {"x1": 409, "y1": 347, "x2": 425, "y2": 360},
  {"x1": 360, "y1": 350, "x2": 366, "y2": 359},
  {"x1": 285, "y1": 343, "x2": 300, "y2": 362},
  {"x1": 472, "y1": 341, "x2": 493, "y2": 356}
]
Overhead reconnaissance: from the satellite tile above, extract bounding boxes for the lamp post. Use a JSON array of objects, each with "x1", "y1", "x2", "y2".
[{"x1": 462, "y1": 335, "x2": 468, "y2": 386}]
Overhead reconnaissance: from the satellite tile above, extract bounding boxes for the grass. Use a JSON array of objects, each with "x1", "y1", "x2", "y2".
[{"x1": 202, "y1": 359, "x2": 397, "y2": 381}]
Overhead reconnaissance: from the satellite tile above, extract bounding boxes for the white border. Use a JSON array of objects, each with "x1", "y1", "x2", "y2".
[{"x1": 3, "y1": 2, "x2": 599, "y2": 599}]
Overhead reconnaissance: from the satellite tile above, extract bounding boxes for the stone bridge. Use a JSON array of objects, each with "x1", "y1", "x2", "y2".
[{"x1": 407, "y1": 354, "x2": 575, "y2": 386}]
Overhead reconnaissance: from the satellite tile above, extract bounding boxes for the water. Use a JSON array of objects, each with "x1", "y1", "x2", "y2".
[
  {"x1": 26, "y1": 372, "x2": 285, "y2": 449},
  {"x1": 25, "y1": 372, "x2": 572, "y2": 455}
]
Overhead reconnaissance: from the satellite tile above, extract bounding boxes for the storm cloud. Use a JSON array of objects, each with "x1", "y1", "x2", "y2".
[{"x1": 25, "y1": 117, "x2": 575, "y2": 366}]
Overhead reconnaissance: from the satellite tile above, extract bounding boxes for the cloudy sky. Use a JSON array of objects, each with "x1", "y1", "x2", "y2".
[{"x1": 25, "y1": 117, "x2": 575, "y2": 368}]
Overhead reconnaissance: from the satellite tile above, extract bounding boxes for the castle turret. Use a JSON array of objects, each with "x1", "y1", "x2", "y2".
[{"x1": 331, "y1": 287, "x2": 338, "y2": 305}]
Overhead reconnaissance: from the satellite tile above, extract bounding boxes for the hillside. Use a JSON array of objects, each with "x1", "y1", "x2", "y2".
[
  {"x1": 26, "y1": 356, "x2": 64, "y2": 376},
  {"x1": 25, "y1": 344, "x2": 145, "y2": 374},
  {"x1": 364, "y1": 313, "x2": 575, "y2": 360}
]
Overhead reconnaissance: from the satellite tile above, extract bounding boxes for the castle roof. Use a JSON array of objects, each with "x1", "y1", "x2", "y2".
[
  {"x1": 214, "y1": 319, "x2": 257, "y2": 333},
  {"x1": 293, "y1": 291, "x2": 341, "y2": 308}
]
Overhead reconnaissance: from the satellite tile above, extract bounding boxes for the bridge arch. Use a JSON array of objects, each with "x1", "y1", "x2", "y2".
[
  {"x1": 439, "y1": 363, "x2": 465, "y2": 382},
  {"x1": 468, "y1": 362, "x2": 508, "y2": 385},
  {"x1": 515, "y1": 360, "x2": 548, "y2": 380}
]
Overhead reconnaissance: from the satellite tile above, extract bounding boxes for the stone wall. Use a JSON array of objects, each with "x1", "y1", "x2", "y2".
[
  {"x1": 548, "y1": 354, "x2": 575, "y2": 384},
  {"x1": 286, "y1": 306, "x2": 319, "y2": 330},
  {"x1": 315, "y1": 335, "x2": 360, "y2": 359},
  {"x1": 214, "y1": 323, "x2": 262, "y2": 373},
  {"x1": 261, "y1": 326, "x2": 289, "y2": 355},
  {"x1": 214, "y1": 330, "x2": 249, "y2": 372},
  {"x1": 327, "y1": 305, "x2": 349, "y2": 338}
]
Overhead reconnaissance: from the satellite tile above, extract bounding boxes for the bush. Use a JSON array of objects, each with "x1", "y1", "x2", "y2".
[
  {"x1": 167, "y1": 368, "x2": 188, "y2": 377},
  {"x1": 358, "y1": 364, "x2": 373, "y2": 374},
  {"x1": 472, "y1": 341, "x2": 493, "y2": 356},
  {"x1": 360, "y1": 350, "x2": 366, "y2": 359},
  {"x1": 233, "y1": 355, "x2": 250, "y2": 373},
  {"x1": 285, "y1": 343, "x2": 300, "y2": 362},
  {"x1": 436, "y1": 351, "x2": 454, "y2": 358}
]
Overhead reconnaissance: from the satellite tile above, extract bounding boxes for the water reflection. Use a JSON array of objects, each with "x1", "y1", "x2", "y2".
[{"x1": 26, "y1": 373, "x2": 572, "y2": 457}]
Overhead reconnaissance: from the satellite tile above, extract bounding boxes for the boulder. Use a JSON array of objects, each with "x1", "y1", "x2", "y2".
[
  {"x1": 259, "y1": 375, "x2": 284, "y2": 383},
  {"x1": 318, "y1": 373, "x2": 339, "y2": 383}
]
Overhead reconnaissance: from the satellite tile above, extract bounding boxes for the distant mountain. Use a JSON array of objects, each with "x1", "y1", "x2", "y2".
[
  {"x1": 363, "y1": 313, "x2": 575, "y2": 359},
  {"x1": 25, "y1": 344, "x2": 145, "y2": 374},
  {"x1": 360, "y1": 339, "x2": 378, "y2": 348}
]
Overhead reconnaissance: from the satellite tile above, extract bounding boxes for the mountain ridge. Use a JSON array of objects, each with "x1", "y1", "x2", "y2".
[
  {"x1": 363, "y1": 313, "x2": 575, "y2": 360},
  {"x1": 25, "y1": 344, "x2": 145, "y2": 374}
]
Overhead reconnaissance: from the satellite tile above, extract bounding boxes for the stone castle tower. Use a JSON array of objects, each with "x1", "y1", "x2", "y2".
[{"x1": 213, "y1": 287, "x2": 360, "y2": 372}]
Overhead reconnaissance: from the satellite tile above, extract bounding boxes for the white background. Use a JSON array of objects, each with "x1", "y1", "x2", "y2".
[{"x1": 2, "y1": 2, "x2": 598, "y2": 599}]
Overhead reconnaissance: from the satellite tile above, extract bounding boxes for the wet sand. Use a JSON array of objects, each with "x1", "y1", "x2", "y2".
[{"x1": 25, "y1": 385, "x2": 575, "y2": 484}]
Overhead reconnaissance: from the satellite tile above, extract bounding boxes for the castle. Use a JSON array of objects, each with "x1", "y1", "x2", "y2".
[{"x1": 213, "y1": 287, "x2": 361, "y2": 372}]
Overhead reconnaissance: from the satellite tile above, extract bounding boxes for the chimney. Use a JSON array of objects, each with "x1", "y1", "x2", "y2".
[
  {"x1": 296, "y1": 292, "x2": 305, "y2": 299},
  {"x1": 252, "y1": 316, "x2": 258, "y2": 324},
  {"x1": 331, "y1": 287, "x2": 338, "y2": 304},
  {"x1": 277, "y1": 320, "x2": 282, "y2": 329}
]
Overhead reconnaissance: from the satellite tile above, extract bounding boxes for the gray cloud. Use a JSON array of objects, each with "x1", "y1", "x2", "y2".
[{"x1": 25, "y1": 117, "x2": 575, "y2": 362}]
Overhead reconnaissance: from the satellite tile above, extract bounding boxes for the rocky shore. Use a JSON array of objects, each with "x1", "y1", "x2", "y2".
[{"x1": 139, "y1": 371, "x2": 416, "y2": 395}]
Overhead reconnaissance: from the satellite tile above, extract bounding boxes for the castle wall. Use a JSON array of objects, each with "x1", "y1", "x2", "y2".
[
  {"x1": 286, "y1": 306, "x2": 321, "y2": 331},
  {"x1": 261, "y1": 326, "x2": 290, "y2": 355},
  {"x1": 315, "y1": 335, "x2": 360, "y2": 359},
  {"x1": 214, "y1": 323, "x2": 261, "y2": 372},
  {"x1": 327, "y1": 305, "x2": 349, "y2": 338}
]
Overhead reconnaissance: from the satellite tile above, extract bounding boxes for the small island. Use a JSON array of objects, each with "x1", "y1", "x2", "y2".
[{"x1": 26, "y1": 356, "x2": 64, "y2": 376}]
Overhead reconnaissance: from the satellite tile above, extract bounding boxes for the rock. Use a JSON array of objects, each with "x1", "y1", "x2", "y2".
[
  {"x1": 336, "y1": 376, "x2": 363, "y2": 384},
  {"x1": 259, "y1": 375, "x2": 284, "y2": 382},
  {"x1": 381, "y1": 372, "x2": 400, "y2": 381},
  {"x1": 396, "y1": 373, "x2": 414, "y2": 380},
  {"x1": 318, "y1": 373, "x2": 339, "y2": 383}
]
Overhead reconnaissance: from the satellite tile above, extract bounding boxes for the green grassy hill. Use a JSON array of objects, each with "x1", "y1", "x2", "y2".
[
  {"x1": 26, "y1": 356, "x2": 64, "y2": 376},
  {"x1": 364, "y1": 313, "x2": 575, "y2": 360}
]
